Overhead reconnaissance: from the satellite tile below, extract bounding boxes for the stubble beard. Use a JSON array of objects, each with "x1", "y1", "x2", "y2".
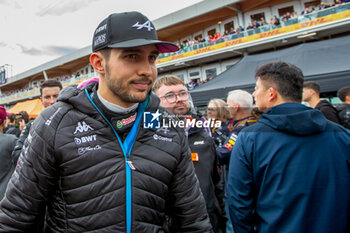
[{"x1": 105, "y1": 64, "x2": 152, "y2": 104}]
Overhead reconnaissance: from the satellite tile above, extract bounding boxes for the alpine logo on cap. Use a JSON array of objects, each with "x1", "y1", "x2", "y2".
[{"x1": 132, "y1": 20, "x2": 154, "y2": 31}]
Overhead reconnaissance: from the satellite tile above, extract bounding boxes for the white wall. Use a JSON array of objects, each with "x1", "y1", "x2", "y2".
[{"x1": 271, "y1": 1, "x2": 302, "y2": 17}]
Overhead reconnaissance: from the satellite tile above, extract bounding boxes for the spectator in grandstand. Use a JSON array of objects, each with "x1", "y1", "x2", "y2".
[
  {"x1": 0, "y1": 11, "x2": 211, "y2": 232},
  {"x1": 181, "y1": 41, "x2": 188, "y2": 49},
  {"x1": 213, "y1": 32, "x2": 224, "y2": 43},
  {"x1": 260, "y1": 17, "x2": 268, "y2": 25},
  {"x1": 5, "y1": 114, "x2": 20, "y2": 137},
  {"x1": 153, "y1": 75, "x2": 225, "y2": 233},
  {"x1": 198, "y1": 36, "x2": 206, "y2": 43},
  {"x1": 319, "y1": 1, "x2": 330, "y2": 9},
  {"x1": 282, "y1": 12, "x2": 291, "y2": 21},
  {"x1": 272, "y1": 15, "x2": 281, "y2": 26},
  {"x1": 188, "y1": 38, "x2": 195, "y2": 47},
  {"x1": 291, "y1": 11, "x2": 298, "y2": 18},
  {"x1": 252, "y1": 20, "x2": 260, "y2": 29},
  {"x1": 336, "y1": 86, "x2": 350, "y2": 129},
  {"x1": 302, "y1": 81, "x2": 340, "y2": 124},
  {"x1": 229, "y1": 27, "x2": 235, "y2": 34},
  {"x1": 224, "y1": 29, "x2": 230, "y2": 37},
  {"x1": 246, "y1": 23, "x2": 253, "y2": 30},
  {"x1": 227, "y1": 61, "x2": 350, "y2": 233},
  {"x1": 335, "y1": 0, "x2": 343, "y2": 5},
  {"x1": 0, "y1": 106, "x2": 17, "y2": 201},
  {"x1": 301, "y1": 7, "x2": 311, "y2": 15},
  {"x1": 235, "y1": 27, "x2": 243, "y2": 36},
  {"x1": 215, "y1": 90, "x2": 257, "y2": 233}
]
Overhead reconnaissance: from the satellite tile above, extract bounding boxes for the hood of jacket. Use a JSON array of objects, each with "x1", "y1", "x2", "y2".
[{"x1": 258, "y1": 103, "x2": 328, "y2": 135}]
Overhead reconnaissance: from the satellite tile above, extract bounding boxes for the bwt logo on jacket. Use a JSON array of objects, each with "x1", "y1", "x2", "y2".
[
  {"x1": 144, "y1": 110, "x2": 161, "y2": 129},
  {"x1": 74, "y1": 135, "x2": 97, "y2": 145},
  {"x1": 74, "y1": 121, "x2": 94, "y2": 134}
]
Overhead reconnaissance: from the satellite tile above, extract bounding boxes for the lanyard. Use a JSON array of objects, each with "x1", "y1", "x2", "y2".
[{"x1": 85, "y1": 89, "x2": 149, "y2": 233}]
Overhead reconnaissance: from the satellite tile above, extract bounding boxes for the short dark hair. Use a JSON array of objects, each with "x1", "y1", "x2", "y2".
[
  {"x1": 337, "y1": 86, "x2": 350, "y2": 102},
  {"x1": 8, "y1": 114, "x2": 16, "y2": 123},
  {"x1": 255, "y1": 61, "x2": 304, "y2": 102},
  {"x1": 99, "y1": 48, "x2": 112, "y2": 61},
  {"x1": 40, "y1": 79, "x2": 63, "y2": 96},
  {"x1": 303, "y1": 81, "x2": 320, "y2": 95},
  {"x1": 18, "y1": 111, "x2": 29, "y2": 124}
]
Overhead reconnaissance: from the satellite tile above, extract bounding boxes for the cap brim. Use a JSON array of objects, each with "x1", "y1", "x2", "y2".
[{"x1": 107, "y1": 39, "x2": 179, "y2": 53}]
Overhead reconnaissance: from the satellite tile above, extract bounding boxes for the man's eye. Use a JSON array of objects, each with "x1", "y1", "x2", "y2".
[
  {"x1": 149, "y1": 55, "x2": 157, "y2": 62},
  {"x1": 179, "y1": 91, "x2": 187, "y2": 97},
  {"x1": 127, "y1": 54, "x2": 137, "y2": 59},
  {"x1": 166, "y1": 94, "x2": 175, "y2": 98}
]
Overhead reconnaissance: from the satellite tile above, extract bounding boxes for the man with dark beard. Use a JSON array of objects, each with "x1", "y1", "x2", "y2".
[{"x1": 0, "y1": 12, "x2": 212, "y2": 233}]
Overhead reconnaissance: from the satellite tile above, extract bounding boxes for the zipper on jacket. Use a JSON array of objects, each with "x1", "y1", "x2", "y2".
[{"x1": 85, "y1": 89, "x2": 149, "y2": 233}]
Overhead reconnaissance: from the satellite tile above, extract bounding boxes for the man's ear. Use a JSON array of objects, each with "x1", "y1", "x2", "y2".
[
  {"x1": 90, "y1": 52, "x2": 106, "y2": 75},
  {"x1": 267, "y1": 87, "x2": 278, "y2": 102}
]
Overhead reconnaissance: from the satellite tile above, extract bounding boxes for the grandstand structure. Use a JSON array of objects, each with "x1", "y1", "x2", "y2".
[{"x1": 1, "y1": 0, "x2": 350, "y2": 109}]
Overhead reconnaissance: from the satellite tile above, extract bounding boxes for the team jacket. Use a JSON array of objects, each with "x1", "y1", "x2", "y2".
[
  {"x1": 216, "y1": 116, "x2": 257, "y2": 166},
  {"x1": 0, "y1": 83, "x2": 212, "y2": 233},
  {"x1": 187, "y1": 115, "x2": 225, "y2": 233}
]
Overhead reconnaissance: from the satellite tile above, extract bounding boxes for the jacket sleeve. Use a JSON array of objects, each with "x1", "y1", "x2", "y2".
[
  {"x1": 0, "y1": 110, "x2": 59, "y2": 232},
  {"x1": 11, "y1": 120, "x2": 33, "y2": 165},
  {"x1": 319, "y1": 105, "x2": 340, "y2": 124},
  {"x1": 216, "y1": 129, "x2": 241, "y2": 165},
  {"x1": 167, "y1": 133, "x2": 213, "y2": 233},
  {"x1": 227, "y1": 133, "x2": 256, "y2": 233}
]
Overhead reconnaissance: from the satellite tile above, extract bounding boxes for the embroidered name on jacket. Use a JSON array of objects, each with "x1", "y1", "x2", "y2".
[{"x1": 78, "y1": 145, "x2": 102, "y2": 155}]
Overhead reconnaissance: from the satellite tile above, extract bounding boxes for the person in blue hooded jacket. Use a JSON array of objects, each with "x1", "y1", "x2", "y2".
[{"x1": 227, "y1": 61, "x2": 350, "y2": 233}]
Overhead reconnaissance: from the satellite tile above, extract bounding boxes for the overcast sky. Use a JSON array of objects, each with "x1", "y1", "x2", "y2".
[{"x1": 0, "y1": 0, "x2": 202, "y2": 76}]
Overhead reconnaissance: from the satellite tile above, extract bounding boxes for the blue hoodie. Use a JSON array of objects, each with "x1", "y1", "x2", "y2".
[{"x1": 227, "y1": 103, "x2": 350, "y2": 233}]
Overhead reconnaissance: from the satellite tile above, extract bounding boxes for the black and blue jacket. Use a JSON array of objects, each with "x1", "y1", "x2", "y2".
[{"x1": 0, "y1": 83, "x2": 212, "y2": 233}]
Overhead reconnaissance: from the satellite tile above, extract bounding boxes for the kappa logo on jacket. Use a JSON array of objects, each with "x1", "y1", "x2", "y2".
[{"x1": 74, "y1": 121, "x2": 94, "y2": 134}]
